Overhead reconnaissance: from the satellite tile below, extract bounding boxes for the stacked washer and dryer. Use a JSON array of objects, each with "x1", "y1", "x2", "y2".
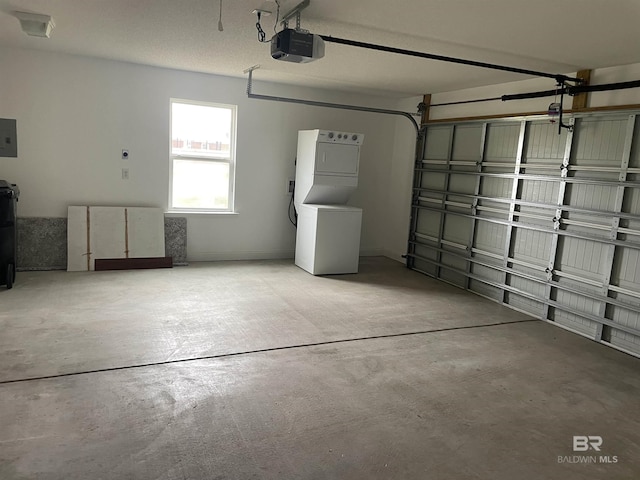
[{"x1": 294, "y1": 129, "x2": 364, "y2": 275}]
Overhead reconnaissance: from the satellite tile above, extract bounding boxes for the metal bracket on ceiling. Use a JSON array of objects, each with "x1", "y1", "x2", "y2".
[
  {"x1": 243, "y1": 64, "x2": 261, "y2": 95},
  {"x1": 281, "y1": 0, "x2": 310, "y2": 30}
]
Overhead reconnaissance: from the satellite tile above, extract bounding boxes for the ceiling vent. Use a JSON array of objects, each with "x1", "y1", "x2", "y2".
[{"x1": 14, "y1": 11, "x2": 55, "y2": 38}]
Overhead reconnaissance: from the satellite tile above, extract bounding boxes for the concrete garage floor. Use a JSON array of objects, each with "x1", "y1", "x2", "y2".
[{"x1": 0, "y1": 257, "x2": 638, "y2": 479}]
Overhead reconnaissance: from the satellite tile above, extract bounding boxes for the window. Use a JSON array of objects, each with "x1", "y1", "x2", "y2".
[{"x1": 170, "y1": 99, "x2": 237, "y2": 212}]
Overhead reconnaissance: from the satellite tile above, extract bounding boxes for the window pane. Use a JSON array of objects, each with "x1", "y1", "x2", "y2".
[
  {"x1": 172, "y1": 103, "x2": 231, "y2": 158},
  {"x1": 172, "y1": 159, "x2": 229, "y2": 209}
]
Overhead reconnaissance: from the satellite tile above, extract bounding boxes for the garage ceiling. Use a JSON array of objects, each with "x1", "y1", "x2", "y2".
[{"x1": 1, "y1": 0, "x2": 640, "y2": 98}]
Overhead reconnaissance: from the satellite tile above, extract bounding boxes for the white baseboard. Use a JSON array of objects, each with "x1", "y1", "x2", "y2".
[
  {"x1": 188, "y1": 249, "x2": 408, "y2": 263},
  {"x1": 188, "y1": 249, "x2": 295, "y2": 262}
]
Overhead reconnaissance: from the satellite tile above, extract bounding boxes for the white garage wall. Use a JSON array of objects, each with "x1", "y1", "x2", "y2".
[
  {"x1": 0, "y1": 46, "x2": 407, "y2": 261},
  {"x1": 385, "y1": 96, "x2": 422, "y2": 261}
]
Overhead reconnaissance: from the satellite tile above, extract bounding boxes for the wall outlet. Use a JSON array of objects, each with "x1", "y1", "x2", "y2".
[
  {"x1": 122, "y1": 168, "x2": 129, "y2": 180},
  {"x1": 122, "y1": 149, "x2": 129, "y2": 159},
  {"x1": 287, "y1": 179, "x2": 295, "y2": 195}
]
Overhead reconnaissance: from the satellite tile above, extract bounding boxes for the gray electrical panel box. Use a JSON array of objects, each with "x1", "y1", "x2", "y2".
[{"x1": 0, "y1": 119, "x2": 17, "y2": 158}]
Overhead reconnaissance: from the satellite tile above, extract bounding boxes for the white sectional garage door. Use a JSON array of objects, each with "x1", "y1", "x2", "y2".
[{"x1": 407, "y1": 111, "x2": 640, "y2": 357}]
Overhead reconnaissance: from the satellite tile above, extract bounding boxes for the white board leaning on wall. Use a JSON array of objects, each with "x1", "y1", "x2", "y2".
[{"x1": 67, "y1": 206, "x2": 165, "y2": 271}]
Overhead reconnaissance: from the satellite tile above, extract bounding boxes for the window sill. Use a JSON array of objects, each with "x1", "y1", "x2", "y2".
[{"x1": 165, "y1": 210, "x2": 239, "y2": 216}]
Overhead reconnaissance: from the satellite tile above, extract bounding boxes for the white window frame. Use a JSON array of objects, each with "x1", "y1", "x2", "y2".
[{"x1": 169, "y1": 98, "x2": 237, "y2": 213}]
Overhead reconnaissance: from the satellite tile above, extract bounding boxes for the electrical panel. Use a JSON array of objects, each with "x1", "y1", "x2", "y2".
[{"x1": 0, "y1": 119, "x2": 17, "y2": 158}]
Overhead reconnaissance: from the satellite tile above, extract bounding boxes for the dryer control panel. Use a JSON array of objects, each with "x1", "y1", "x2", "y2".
[{"x1": 317, "y1": 130, "x2": 364, "y2": 145}]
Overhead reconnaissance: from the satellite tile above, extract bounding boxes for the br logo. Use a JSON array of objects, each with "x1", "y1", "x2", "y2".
[{"x1": 573, "y1": 436, "x2": 603, "y2": 452}]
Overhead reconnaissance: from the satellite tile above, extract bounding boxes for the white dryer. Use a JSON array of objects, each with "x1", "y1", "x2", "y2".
[{"x1": 294, "y1": 130, "x2": 364, "y2": 275}]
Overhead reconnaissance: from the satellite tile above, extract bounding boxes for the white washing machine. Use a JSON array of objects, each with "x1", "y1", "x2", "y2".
[
  {"x1": 294, "y1": 130, "x2": 364, "y2": 275},
  {"x1": 295, "y1": 204, "x2": 362, "y2": 275}
]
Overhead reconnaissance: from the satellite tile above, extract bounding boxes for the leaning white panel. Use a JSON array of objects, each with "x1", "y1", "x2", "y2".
[
  {"x1": 67, "y1": 206, "x2": 89, "y2": 272},
  {"x1": 90, "y1": 207, "x2": 127, "y2": 264},
  {"x1": 127, "y1": 208, "x2": 165, "y2": 258},
  {"x1": 67, "y1": 206, "x2": 165, "y2": 271}
]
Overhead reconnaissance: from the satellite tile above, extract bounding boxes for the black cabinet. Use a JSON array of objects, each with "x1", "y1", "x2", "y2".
[{"x1": 0, "y1": 180, "x2": 19, "y2": 289}]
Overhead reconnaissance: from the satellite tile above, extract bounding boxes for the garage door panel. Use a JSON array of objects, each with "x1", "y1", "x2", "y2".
[
  {"x1": 569, "y1": 171, "x2": 619, "y2": 182},
  {"x1": 510, "y1": 262, "x2": 546, "y2": 280},
  {"x1": 556, "y1": 236, "x2": 607, "y2": 279},
  {"x1": 622, "y1": 189, "x2": 640, "y2": 232},
  {"x1": 505, "y1": 275, "x2": 545, "y2": 316},
  {"x1": 448, "y1": 174, "x2": 477, "y2": 195},
  {"x1": 441, "y1": 250, "x2": 467, "y2": 269},
  {"x1": 608, "y1": 305, "x2": 640, "y2": 350},
  {"x1": 470, "y1": 263, "x2": 502, "y2": 282},
  {"x1": 442, "y1": 215, "x2": 471, "y2": 246},
  {"x1": 517, "y1": 205, "x2": 552, "y2": 218},
  {"x1": 551, "y1": 308, "x2": 599, "y2": 337},
  {"x1": 417, "y1": 192, "x2": 442, "y2": 205},
  {"x1": 414, "y1": 242, "x2": 438, "y2": 259},
  {"x1": 440, "y1": 269, "x2": 467, "y2": 287},
  {"x1": 446, "y1": 194, "x2": 473, "y2": 209},
  {"x1": 480, "y1": 177, "x2": 512, "y2": 198},
  {"x1": 412, "y1": 242, "x2": 438, "y2": 278},
  {"x1": 562, "y1": 221, "x2": 612, "y2": 241},
  {"x1": 562, "y1": 211, "x2": 611, "y2": 231},
  {"x1": 485, "y1": 123, "x2": 521, "y2": 161},
  {"x1": 410, "y1": 113, "x2": 640, "y2": 358},
  {"x1": 505, "y1": 292, "x2": 544, "y2": 316},
  {"x1": 611, "y1": 247, "x2": 640, "y2": 290},
  {"x1": 553, "y1": 276, "x2": 601, "y2": 298},
  {"x1": 573, "y1": 117, "x2": 628, "y2": 165},
  {"x1": 420, "y1": 172, "x2": 447, "y2": 190},
  {"x1": 515, "y1": 209, "x2": 551, "y2": 228},
  {"x1": 519, "y1": 179, "x2": 559, "y2": 204},
  {"x1": 525, "y1": 122, "x2": 568, "y2": 161},
  {"x1": 424, "y1": 126, "x2": 452, "y2": 160},
  {"x1": 477, "y1": 202, "x2": 510, "y2": 221},
  {"x1": 621, "y1": 184, "x2": 639, "y2": 211},
  {"x1": 512, "y1": 229, "x2": 551, "y2": 265},
  {"x1": 452, "y1": 124, "x2": 483, "y2": 161},
  {"x1": 609, "y1": 329, "x2": 640, "y2": 353},
  {"x1": 415, "y1": 210, "x2": 441, "y2": 238},
  {"x1": 440, "y1": 252, "x2": 467, "y2": 287},
  {"x1": 565, "y1": 184, "x2": 618, "y2": 211},
  {"x1": 509, "y1": 275, "x2": 546, "y2": 298},
  {"x1": 469, "y1": 263, "x2": 504, "y2": 300},
  {"x1": 413, "y1": 257, "x2": 438, "y2": 277},
  {"x1": 553, "y1": 289, "x2": 601, "y2": 317},
  {"x1": 469, "y1": 278, "x2": 503, "y2": 301},
  {"x1": 630, "y1": 121, "x2": 640, "y2": 168},
  {"x1": 474, "y1": 222, "x2": 506, "y2": 254}
]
